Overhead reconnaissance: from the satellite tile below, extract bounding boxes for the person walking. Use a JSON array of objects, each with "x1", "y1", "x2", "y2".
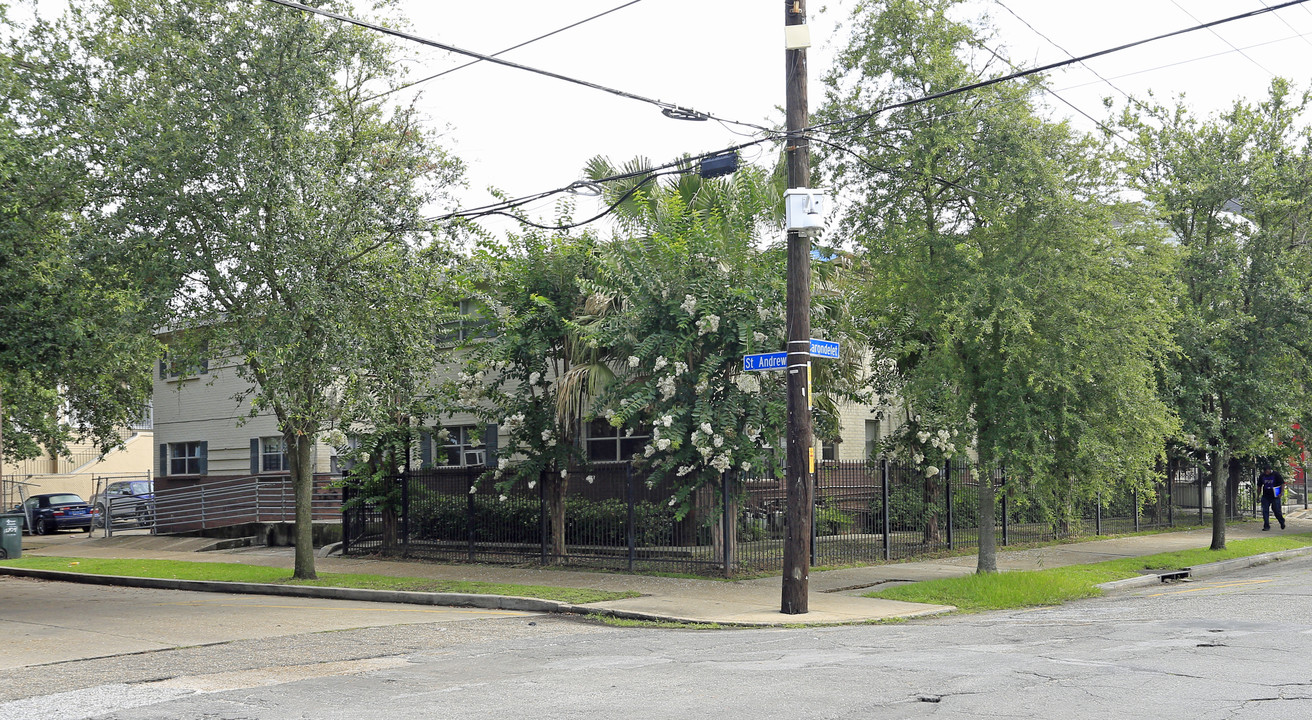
[{"x1": 1258, "y1": 464, "x2": 1286, "y2": 531}]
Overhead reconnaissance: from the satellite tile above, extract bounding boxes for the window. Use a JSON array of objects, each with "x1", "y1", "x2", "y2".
[
  {"x1": 865, "y1": 419, "x2": 881, "y2": 460},
  {"x1": 169, "y1": 442, "x2": 204, "y2": 475},
  {"x1": 586, "y1": 419, "x2": 649, "y2": 463},
  {"x1": 159, "y1": 347, "x2": 209, "y2": 379},
  {"x1": 261, "y1": 436, "x2": 289, "y2": 472},
  {"x1": 437, "y1": 426, "x2": 484, "y2": 467},
  {"x1": 437, "y1": 299, "x2": 496, "y2": 347},
  {"x1": 820, "y1": 439, "x2": 837, "y2": 463}
]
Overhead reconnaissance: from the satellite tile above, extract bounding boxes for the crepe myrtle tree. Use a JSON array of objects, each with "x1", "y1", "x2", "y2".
[
  {"x1": 454, "y1": 227, "x2": 611, "y2": 560},
  {"x1": 586, "y1": 189, "x2": 789, "y2": 564}
]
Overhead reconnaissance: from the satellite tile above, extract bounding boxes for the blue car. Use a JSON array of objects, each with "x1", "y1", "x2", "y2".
[{"x1": 16, "y1": 493, "x2": 94, "y2": 535}]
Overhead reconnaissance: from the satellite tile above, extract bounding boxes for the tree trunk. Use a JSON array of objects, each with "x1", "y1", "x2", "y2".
[
  {"x1": 922, "y1": 473, "x2": 941, "y2": 544},
  {"x1": 290, "y1": 432, "x2": 317, "y2": 579},
  {"x1": 546, "y1": 470, "x2": 567, "y2": 561},
  {"x1": 1210, "y1": 448, "x2": 1228, "y2": 550},
  {"x1": 976, "y1": 469, "x2": 997, "y2": 573}
]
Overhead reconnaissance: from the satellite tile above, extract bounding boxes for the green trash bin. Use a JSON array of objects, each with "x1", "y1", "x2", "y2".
[{"x1": 0, "y1": 512, "x2": 22, "y2": 559}]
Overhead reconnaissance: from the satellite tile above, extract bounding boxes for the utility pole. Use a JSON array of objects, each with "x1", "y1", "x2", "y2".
[{"x1": 781, "y1": 0, "x2": 812, "y2": 614}]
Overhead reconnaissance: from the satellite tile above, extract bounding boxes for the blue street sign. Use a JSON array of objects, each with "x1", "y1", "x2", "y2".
[
  {"x1": 743, "y1": 352, "x2": 788, "y2": 372},
  {"x1": 809, "y1": 339, "x2": 840, "y2": 358}
]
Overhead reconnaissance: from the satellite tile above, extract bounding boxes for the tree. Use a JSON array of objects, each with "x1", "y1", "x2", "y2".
[
  {"x1": 68, "y1": 0, "x2": 463, "y2": 578},
  {"x1": 457, "y1": 227, "x2": 611, "y2": 561},
  {"x1": 0, "y1": 6, "x2": 159, "y2": 484},
  {"x1": 819, "y1": 0, "x2": 1177, "y2": 572},
  {"x1": 1121, "y1": 80, "x2": 1312, "y2": 549}
]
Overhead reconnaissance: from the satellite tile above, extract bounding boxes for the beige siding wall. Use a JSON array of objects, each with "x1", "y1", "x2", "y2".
[{"x1": 154, "y1": 358, "x2": 334, "y2": 477}]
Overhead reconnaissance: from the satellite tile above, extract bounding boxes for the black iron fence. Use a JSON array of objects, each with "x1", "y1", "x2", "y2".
[{"x1": 341, "y1": 458, "x2": 1260, "y2": 575}]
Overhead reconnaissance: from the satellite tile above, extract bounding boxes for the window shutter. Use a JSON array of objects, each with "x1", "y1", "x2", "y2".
[
  {"x1": 159, "y1": 357, "x2": 167, "y2": 379},
  {"x1": 200, "y1": 357, "x2": 209, "y2": 374},
  {"x1": 484, "y1": 424, "x2": 498, "y2": 468},
  {"x1": 198, "y1": 442, "x2": 208, "y2": 476},
  {"x1": 420, "y1": 431, "x2": 432, "y2": 467},
  {"x1": 250, "y1": 438, "x2": 260, "y2": 475},
  {"x1": 159, "y1": 444, "x2": 169, "y2": 477}
]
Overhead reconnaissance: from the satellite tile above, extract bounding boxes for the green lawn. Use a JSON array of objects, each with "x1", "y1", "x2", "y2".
[
  {"x1": 868, "y1": 534, "x2": 1312, "y2": 612},
  {"x1": 0, "y1": 556, "x2": 638, "y2": 605}
]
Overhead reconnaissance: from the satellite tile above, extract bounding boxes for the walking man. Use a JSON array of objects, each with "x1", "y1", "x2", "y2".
[{"x1": 1258, "y1": 464, "x2": 1286, "y2": 531}]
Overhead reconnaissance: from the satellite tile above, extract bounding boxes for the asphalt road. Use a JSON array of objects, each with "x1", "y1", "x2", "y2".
[{"x1": 3, "y1": 555, "x2": 1310, "y2": 719}]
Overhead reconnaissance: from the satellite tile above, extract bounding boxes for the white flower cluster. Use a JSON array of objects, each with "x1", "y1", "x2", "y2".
[
  {"x1": 696, "y1": 314, "x2": 720, "y2": 336},
  {"x1": 541, "y1": 428, "x2": 556, "y2": 448},
  {"x1": 681, "y1": 294, "x2": 698, "y2": 315},
  {"x1": 658, "y1": 374, "x2": 677, "y2": 400},
  {"x1": 504, "y1": 412, "x2": 526, "y2": 432},
  {"x1": 734, "y1": 373, "x2": 761, "y2": 394},
  {"x1": 674, "y1": 361, "x2": 688, "y2": 376},
  {"x1": 528, "y1": 371, "x2": 542, "y2": 386},
  {"x1": 753, "y1": 331, "x2": 767, "y2": 344},
  {"x1": 654, "y1": 356, "x2": 668, "y2": 371},
  {"x1": 628, "y1": 356, "x2": 639, "y2": 368},
  {"x1": 710, "y1": 455, "x2": 732, "y2": 472},
  {"x1": 657, "y1": 414, "x2": 674, "y2": 428}
]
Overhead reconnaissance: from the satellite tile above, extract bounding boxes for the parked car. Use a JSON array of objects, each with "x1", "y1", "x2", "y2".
[
  {"x1": 90, "y1": 479, "x2": 155, "y2": 527},
  {"x1": 14, "y1": 493, "x2": 94, "y2": 535}
]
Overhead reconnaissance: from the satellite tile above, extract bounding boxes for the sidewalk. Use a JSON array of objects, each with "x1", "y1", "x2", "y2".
[{"x1": 12, "y1": 509, "x2": 1312, "y2": 627}]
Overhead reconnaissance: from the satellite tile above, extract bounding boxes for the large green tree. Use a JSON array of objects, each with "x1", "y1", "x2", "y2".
[
  {"x1": 1, "y1": 5, "x2": 159, "y2": 484},
  {"x1": 1121, "y1": 81, "x2": 1312, "y2": 549},
  {"x1": 64, "y1": 0, "x2": 463, "y2": 578},
  {"x1": 819, "y1": 0, "x2": 1177, "y2": 572}
]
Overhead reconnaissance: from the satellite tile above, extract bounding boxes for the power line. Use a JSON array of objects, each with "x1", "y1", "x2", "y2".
[
  {"x1": 992, "y1": 0, "x2": 1137, "y2": 105},
  {"x1": 808, "y1": 0, "x2": 1311, "y2": 136},
  {"x1": 1168, "y1": 0, "x2": 1274, "y2": 77},
  {"x1": 426, "y1": 138, "x2": 776, "y2": 227},
  {"x1": 1257, "y1": 0, "x2": 1312, "y2": 50},
  {"x1": 262, "y1": 0, "x2": 773, "y2": 132},
  {"x1": 353, "y1": 0, "x2": 648, "y2": 110}
]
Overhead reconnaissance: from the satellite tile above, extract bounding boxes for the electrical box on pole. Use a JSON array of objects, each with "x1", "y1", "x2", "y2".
[{"x1": 784, "y1": 189, "x2": 827, "y2": 236}]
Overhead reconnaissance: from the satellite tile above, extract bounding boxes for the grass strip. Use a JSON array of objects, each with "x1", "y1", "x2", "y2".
[
  {"x1": 0, "y1": 556, "x2": 638, "y2": 605},
  {"x1": 867, "y1": 534, "x2": 1312, "y2": 612}
]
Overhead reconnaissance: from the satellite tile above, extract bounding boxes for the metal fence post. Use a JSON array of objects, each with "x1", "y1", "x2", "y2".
[
  {"x1": 722, "y1": 471, "x2": 733, "y2": 576},
  {"x1": 1096, "y1": 491, "x2": 1102, "y2": 536},
  {"x1": 1167, "y1": 460, "x2": 1173, "y2": 527},
  {"x1": 626, "y1": 462, "x2": 635, "y2": 573},
  {"x1": 539, "y1": 470, "x2": 548, "y2": 566},
  {"x1": 1133, "y1": 487, "x2": 1140, "y2": 533},
  {"x1": 1197, "y1": 462, "x2": 1204, "y2": 525},
  {"x1": 881, "y1": 458, "x2": 890, "y2": 561},
  {"x1": 1000, "y1": 468, "x2": 1009, "y2": 547},
  {"x1": 400, "y1": 472, "x2": 410, "y2": 557},
  {"x1": 468, "y1": 470, "x2": 476, "y2": 562},
  {"x1": 945, "y1": 461, "x2": 954, "y2": 550}
]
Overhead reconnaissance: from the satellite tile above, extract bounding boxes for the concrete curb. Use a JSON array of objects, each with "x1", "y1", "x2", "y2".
[
  {"x1": 1096, "y1": 545, "x2": 1312, "y2": 592},
  {"x1": 0, "y1": 567, "x2": 590, "y2": 615}
]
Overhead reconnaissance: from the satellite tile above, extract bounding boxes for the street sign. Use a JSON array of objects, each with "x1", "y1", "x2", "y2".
[
  {"x1": 743, "y1": 352, "x2": 788, "y2": 372},
  {"x1": 808, "y1": 339, "x2": 839, "y2": 358}
]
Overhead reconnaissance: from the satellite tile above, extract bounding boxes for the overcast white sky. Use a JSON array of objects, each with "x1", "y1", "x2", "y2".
[
  {"x1": 24, "y1": 1, "x2": 1312, "y2": 232},
  {"x1": 378, "y1": 0, "x2": 1312, "y2": 235}
]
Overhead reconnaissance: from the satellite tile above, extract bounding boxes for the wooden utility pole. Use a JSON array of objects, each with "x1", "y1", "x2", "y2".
[{"x1": 781, "y1": 0, "x2": 812, "y2": 614}]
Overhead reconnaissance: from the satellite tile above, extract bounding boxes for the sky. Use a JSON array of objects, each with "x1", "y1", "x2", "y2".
[
  {"x1": 25, "y1": 0, "x2": 1312, "y2": 233},
  {"x1": 372, "y1": 0, "x2": 1312, "y2": 235}
]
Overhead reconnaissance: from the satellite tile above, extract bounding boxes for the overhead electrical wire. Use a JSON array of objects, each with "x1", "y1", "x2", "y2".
[
  {"x1": 262, "y1": 0, "x2": 773, "y2": 132},
  {"x1": 398, "y1": 0, "x2": 1309, "y2": 234},
  {"x1": 352, "y1": 0, "x2": 648, "y2": 110},
  {"x1": 806, "y1": 0, "x2": 1312, "y2": 137},
  {"x1": 1169, "y1": 0, "x2": 1275, "y2": 77},
  {"x1": 426, "y1": 138, "x2": 777, "y2": 230},
  {"x1": 1257, "y1": 0, "x2": 1312, "y2": 50}
]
